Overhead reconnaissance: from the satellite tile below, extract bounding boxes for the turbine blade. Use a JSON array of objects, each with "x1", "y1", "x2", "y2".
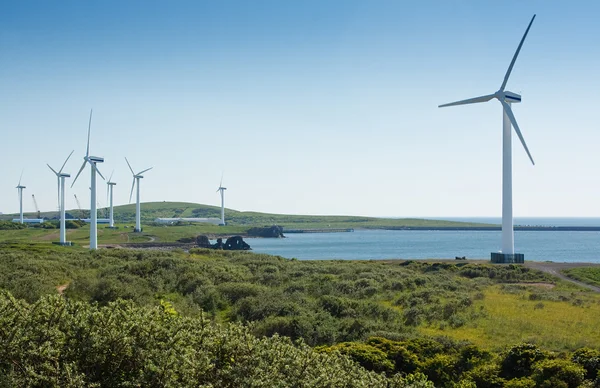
[
  {"x1": 71, "y1": 161, "x2": 87, "y2": 188},
  {"x1": 59, "y1": 150, "x2": 74, "y2": 173},
  {"x1": 129, "y1": 178, "x2": 135, "y2": 203},
  {"x1": 86, "y1": 109, "x2": 93, "y2": 157},
  {"x1": 500, "y1": 100, "x2": 535, "y2": 165},
  {"x1": 138, "y1": 167, "x2": 153, "y2": 175},
  {"x1": 18, "y1": 170, "x2": 23, "y2": 186},
  {"x1": 94, "y1": 163, "x2": 106, "y2": 180},
  {"x1": 500, "y1": 15, "x2": 536, "y2": 91},
  {"x1": 216, "y1": 188, "x2": 220, "y2": 193},
  {"x1": 108, "y1": 170, "x2": 114, "y2": 183},
  {"x1": 220, "y1": 171, "x2": 224, "y2": 187},
  {"x1": 47, "y1": 164, "x2": 58, "y2": 175},
  {"x1": 438, "y1": 94, "x2": 495, "y2": 108},
  {"x1": 125, "y1": 157, "x2": 135, "y2": 175}
]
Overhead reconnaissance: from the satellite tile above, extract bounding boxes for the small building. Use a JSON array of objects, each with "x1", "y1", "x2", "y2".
[
  {"x1": 12, "y1": 219, "x2": 44, "y2": 224},
  {"x1": 154, "y1": 217, "x2": 222, "y2": 225}
]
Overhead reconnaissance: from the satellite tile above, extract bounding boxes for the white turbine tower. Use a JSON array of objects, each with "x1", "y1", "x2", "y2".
[
  {"x1": 439, "y1": 15, "x2": 536, "y2": 263},
  {"x1": 47, "y1": 151, "x2": 74, "y2": 245},
  {"x1": 125, "y1": 158, "x2": 152, "y2": 232},
  {"x1": 106, "y1": 171, "x2": 116, "y2": 228},
  {"x1": 71, "y1": 110, "x2": 105, "y2": 250},
  {"x1": 15, "y1": 172, "x2": 25, "y2": 224},
  {"x1": 216, "y1": 174, "x2": 227, "y2": 226}
]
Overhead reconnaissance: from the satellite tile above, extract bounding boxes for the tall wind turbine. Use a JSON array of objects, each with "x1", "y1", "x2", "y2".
[
  {"x1": 71, "y1": 110, "x2": 105, "y2": 250},
  {"x1": 106, "y1": 171, "x2": 117, "y2": 228},
  {"x1": 216, "y1": 174, "x2": 227, "y2": 226},
  {"x1": 125, "y1": 158, "x2": 152, "y2": 232},
  {"x1": 15, "y1": 171, "x2": 25, "y2": 224},
  {"x1": 47, "y1": 151, "x2": 74, "y2": 245},
  {"x1": 439, "y1": 15, "x2": 536, "y2": 263}
]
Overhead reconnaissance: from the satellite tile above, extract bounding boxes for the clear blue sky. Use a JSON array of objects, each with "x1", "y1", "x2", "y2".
[{"x1": 1, "y1": 0, "x2": 599, "y2": 217}]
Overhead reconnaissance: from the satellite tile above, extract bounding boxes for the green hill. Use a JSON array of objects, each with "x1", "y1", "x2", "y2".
[{"x1": 0, "y1": 201, "x2": 496, "y2": 229}]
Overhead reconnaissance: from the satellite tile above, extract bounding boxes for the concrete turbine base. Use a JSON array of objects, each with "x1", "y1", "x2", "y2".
[
  {"x1": 491, "y1": 252, "x2": 524, "y2": 264},
  {"x1": 52, "y1": 241, "x2": 74, "y2": 247}
]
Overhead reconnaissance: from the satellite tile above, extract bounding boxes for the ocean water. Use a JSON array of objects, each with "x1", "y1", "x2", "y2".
[{"x1": 248, "y1": 224, "x2": 600, "y2": 263}]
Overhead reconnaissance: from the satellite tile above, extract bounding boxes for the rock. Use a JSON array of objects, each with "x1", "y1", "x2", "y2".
[
  {"x1": 224, "y1": 236, "x2": 251, "y2": 250},
  {"x1": 196, "y1": 235, "x2": 211, "y2": 248},
  {"x1": 212, "y1": 238, "x2": 224, "y2": 250},
  {"x1": 247, "y1": 226, "x2": 285, "y2": 238}
]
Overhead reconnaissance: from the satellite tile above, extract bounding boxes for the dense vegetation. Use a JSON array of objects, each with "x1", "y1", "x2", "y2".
[
  {"x1": 0, "y1": 243, "x2": 599, "y2": 386},
  {"x1": 0, "y1": 292, "x2": 434, "y2": 387}
]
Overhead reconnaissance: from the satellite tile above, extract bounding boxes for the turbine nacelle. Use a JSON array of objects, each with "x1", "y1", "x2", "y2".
[
  {"x1": 88, "y1": 156, "x2": 105, "y2": 163},
  {"x1": 497, "y1": 90, "x2": 521, "y2": 104}
]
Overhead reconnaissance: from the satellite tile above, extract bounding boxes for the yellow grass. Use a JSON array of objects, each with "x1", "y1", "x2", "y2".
[{"x1": 420, "y1": 285, "x2": 600, "y2": 351}]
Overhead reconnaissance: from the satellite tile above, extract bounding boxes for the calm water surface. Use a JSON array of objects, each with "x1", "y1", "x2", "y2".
[{"x1": 248, "y1": 229, "x2": 600, "y2": 263}]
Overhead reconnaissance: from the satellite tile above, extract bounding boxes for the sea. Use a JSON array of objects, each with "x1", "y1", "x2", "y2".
[{"x1": 247, "y1": 218, "x2": 600, "y2": 263}]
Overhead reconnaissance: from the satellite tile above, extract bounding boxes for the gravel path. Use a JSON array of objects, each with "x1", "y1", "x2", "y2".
[{"x1": 525, "y1": 262, "x2": 600, "y2": 292}]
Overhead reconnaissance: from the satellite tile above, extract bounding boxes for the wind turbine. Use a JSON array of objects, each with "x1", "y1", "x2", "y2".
[
  {"x1": 106, "y1": 171, "x2": 116, "y2": 228},
  {"x1": 71, "y1": 109, "x2": 105, "y2": 250},
  {"x1": 439, "y1": 15, "x2": 536, "y2": 263},
  {"x1": 47, "y1": 152, "x2": 74, "y2": 245},
  {"x1": 216, "y1": 173, "x2": 227, "y2": 226},
  {"x1": 125, "y1": 157, "x2": 152, "y2": 232},
  {"x1": 15, "y1": 171, "x2": 25, "y2": 224}
]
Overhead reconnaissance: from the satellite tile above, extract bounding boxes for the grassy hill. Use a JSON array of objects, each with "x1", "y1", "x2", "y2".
[{"x1": 0, "y1": 201, "x2": 496, "y2": 229}]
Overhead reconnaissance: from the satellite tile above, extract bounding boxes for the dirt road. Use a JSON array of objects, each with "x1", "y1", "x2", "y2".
[{"x1": 525, "y1": 262, "x2": 600, "y2": 292}]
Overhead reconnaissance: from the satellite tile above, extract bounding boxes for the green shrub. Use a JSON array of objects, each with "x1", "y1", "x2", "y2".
[
  {"x1": 531, "y1": 359, "x2": 585, "y2": 388},
  {"x1": 503, "y1": 377, "x2": 536, "y2": 388},
  {"x1": 501, "y1": 343, "x2": 548, "y2": 379},
  {"x1": 320, "y1": 342, "x2": 394, "y2": 373},
  {"x1": 0, "y1": 291, "x2": 416, "y2": 387},
  {"x1": 420, "y1": 353, "x2": 458, "y2": 387},
  {"x1": 572, "y1": 348, "x2": 600, "y2": 380},
  {"x1": 0, "y1": 221, "x2": 27, "y2": 230},
  {"x1": 465, "y1": 363, "x2": 505, "y2": 388}
]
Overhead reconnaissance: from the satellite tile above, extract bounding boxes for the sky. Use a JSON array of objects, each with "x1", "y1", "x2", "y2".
[{"x1": 1, "y1": 0, "x2": 599, "y2": 218}]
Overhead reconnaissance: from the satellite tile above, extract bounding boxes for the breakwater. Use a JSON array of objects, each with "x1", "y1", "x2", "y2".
[
  {"x1": 371, "y1": 226, "x2": 600, "y2": 232},
  {"x1": 283, "y1": 228, "x2": 354, "y2": 233}
]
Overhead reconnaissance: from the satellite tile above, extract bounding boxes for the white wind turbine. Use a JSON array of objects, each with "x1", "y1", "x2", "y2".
[
  {"x1": 439, "y1": 15, "x2": 536, "y2": 262},
  {"x1": 216, "y1": 174, "x2": 227, "y2": 226},
  {"x1": 47, "y1": 151, "x2": 74, "y2": 245},
  {"x1": 106, "y1": 171, "x2": 116, "y2": 228},
  {"x1": 125, "y1": 158, "x2": 152, "y2": 232},
  {"x1": 71, "y1": 110, "x2": 105, "y2": 250},
  {"x1": 15, "y1": 171, "x2": 26, "y2": 224}
]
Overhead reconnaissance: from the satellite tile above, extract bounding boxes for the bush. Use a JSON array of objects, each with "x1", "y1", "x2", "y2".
[
  {"x1": 0, "y1": 291, "x2": 415, "y2": 387},
  {"x1": 320, "y1": 342, "x2": 394, "y2": 373},
  {"x1": 501, "y1": 343, "x2": 548, "y2": 379},
  {"x1": 572, "y1": 348, "x2": 600, "y2": 380},
  {"x1": 531, "y1": 359, "x2": 585, "y2": 388},
  {"x1": 65, "y1": 220, "x2": 85, "y2": 229},
  {"x1": 0, "y1": 221, "x2": 27, "y2": 230}
]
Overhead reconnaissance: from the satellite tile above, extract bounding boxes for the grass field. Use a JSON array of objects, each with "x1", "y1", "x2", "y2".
[
  {"x1": 0, "y1": 223, "x2": 251, "y2": 245},
  {"x1": 563, "y1": 267, "x2": 600, "y2": 288},
  {"x1": 419, "y1": 283, "x2": 600, "y2": 351}
]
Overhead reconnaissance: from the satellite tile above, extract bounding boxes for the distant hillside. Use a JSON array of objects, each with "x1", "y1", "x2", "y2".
[{"x1": 0, "y1": 201, "x2": 496, "y2": 228}]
